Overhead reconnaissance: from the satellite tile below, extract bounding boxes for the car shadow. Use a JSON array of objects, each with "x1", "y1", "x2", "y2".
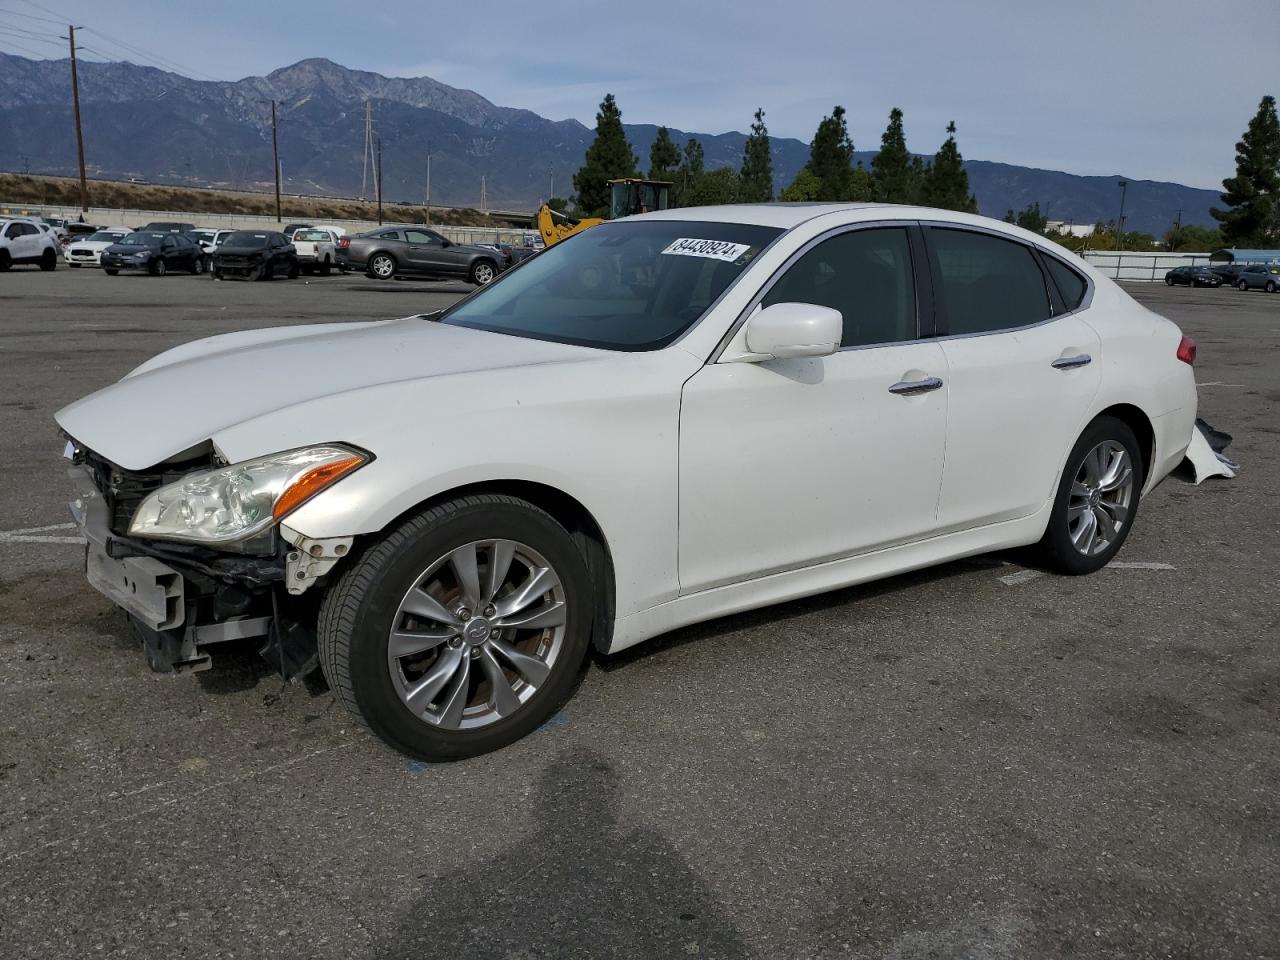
[{"x1": 372, "y1": 745, "x2": 752, "y2": 960}]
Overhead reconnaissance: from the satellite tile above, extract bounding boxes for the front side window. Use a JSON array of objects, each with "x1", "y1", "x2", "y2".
[
  {"x1": 404, "y1": 230, "x2": 441, "y2": 245},
  {"x1": 442, "y1": 220, "x2": 781, "y2": 351},
  {"x1": 3, "y1": 223, "x2": 19, "y2": 238},
  {"x1": 762, "y1": 228, "x2": 917, "y2": 347},
  {"x1": 929, "y1": 228, "x2": 1051, "y2": 335}
]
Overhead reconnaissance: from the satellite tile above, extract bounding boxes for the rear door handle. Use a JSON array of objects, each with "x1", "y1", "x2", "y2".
[
  {"x1": 888, "y1": 376, "x2": 944, "y2": 396},
  {"x1": 1051, "y1": 354, "x2": 1092, "y2": 370}
]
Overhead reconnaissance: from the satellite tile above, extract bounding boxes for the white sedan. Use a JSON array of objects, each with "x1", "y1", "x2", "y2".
[
  {"x1": 56, "y1": 204, "x2": 1198, "y2": 761},
  {"x1": 63, "y1": 226, "x2": 132, "y2": 266}
]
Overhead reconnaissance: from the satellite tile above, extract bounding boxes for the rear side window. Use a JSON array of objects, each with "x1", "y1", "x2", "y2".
[
  {"x1": 763, "y1": 227, "x2": 917, "y2": 347},
  {"x1": 1044, "y1": 256, "x2": 1088, "y2": 310},
  {"x1": 930, "y1": 228, "x2": 1051, "y2": 335}
]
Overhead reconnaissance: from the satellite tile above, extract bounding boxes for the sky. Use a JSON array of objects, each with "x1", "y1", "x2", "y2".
[{"x1": 1, "y1": 0, "x2": 1273, "y2": 189}]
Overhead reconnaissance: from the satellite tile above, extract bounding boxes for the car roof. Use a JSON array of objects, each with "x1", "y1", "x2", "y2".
[{"x1": 624, "y1": 202, "x2": 1045, "y2": 236}]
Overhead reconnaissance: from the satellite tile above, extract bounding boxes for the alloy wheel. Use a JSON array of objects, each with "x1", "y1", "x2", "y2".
[
  {"x1": 372, "y1": 255, "x2": 394, "y2": 278},
  {"x1": 1067, "y1": 440, "x2": 1134, "y2": 556},
  {"x1": 474, "y1": 262, "x2": 495, "y2": 284},
  {"x1": 386, "y1": 539, "x2": 567, "y2": 730}
]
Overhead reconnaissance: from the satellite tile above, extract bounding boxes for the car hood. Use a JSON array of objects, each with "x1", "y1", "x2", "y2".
[
  {"x1": 70, "y1": 240, "x2": 115, "y2": 250},
  {"x1": 55, "y1": 317, "x2": 605, "y2": 470}
]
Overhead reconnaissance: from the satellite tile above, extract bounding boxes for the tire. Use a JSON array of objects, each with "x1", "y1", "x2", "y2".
[
  {"x1": 0, "y1": 250, "x2": 10, "y2": 272},
  {"x1": 317, "y1": 494, "x2": 593, "y2": 762},
  {"x1": 1165, "y1": 277, "x2": 1173, "y2": 286},
  {"x1": 262, "y1": 262, "x2": 274, "y2": 281},
  {"x1": 212, "y1": 270, "x2": 222, "y2": 281},
  {"x1": 39, "y1": 248, "x2": 57, "y2": 271},
  {"x1": 104, "y1": 268, "x2": 118, "y2": 276},
  {"x1": 287, "y1": 259, "x2": 300, "y2": 280},
  {"x1": 320, "y1": 256, "x2": 331, "y2": 276},
  {"x1": 1031, "y1": 415, "x2": 1143, "y2": 575},
  {"x1": 368, "y1": 253, "x2": 396, "y2": 280},
  {"x1": 1239, "y1": 280, "x2": 1248, "y2": 291},
  {"x1": 1267, "y1": 281, "x2": 1276, "y2": 293},
  {"x1": 470, "y1": 259, "x2": 497, "y2": 286},
  {"x1": 150, "y1": 258, "x2": 166, "y2": 277},
  {"x1": 191, "y1": 256, "x2": 205, "y2": 275}
]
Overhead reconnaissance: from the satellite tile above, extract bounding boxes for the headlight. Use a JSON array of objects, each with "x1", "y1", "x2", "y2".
[
  {"x1": 132, "y1": 251, "x2": 150, "y2": 258},
  {"x1": 128, "y1": 445, "x2": 368, "y2": 545}
]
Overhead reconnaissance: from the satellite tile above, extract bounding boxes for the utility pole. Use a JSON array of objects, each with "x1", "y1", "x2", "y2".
[
  {"x1": 1171, "y1": 208, "x2": 1183, "y2": 250},
  {"x1": 425, "y1": 143, "x2": 431, "y2": 225},
  {"x1": 67, "y1": 25, "x2": 88, "y2": 213},
  {"x1": 1115, "y1": 179, "x2": 1128, "y2": 253},
  {"x1": 376, "y1": 136, "x2": 383, "y2": 225},
  {"x1": 549, "y1": 168, "x2": 554, "y2": 201},
  {"x1": 268, "y1": 100, "x2": 281, "y2": 222},
  {"x1": 480, "y1": 175, "x2": 486, "y2": 215}
]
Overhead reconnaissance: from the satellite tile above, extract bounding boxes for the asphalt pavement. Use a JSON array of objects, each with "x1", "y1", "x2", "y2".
[{"x1": 0, "y1": 267, "x2": 1276, "y2": 959}]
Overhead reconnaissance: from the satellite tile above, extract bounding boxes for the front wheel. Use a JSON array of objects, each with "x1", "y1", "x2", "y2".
[
  {"x1": 191, "y1": 256, "x2": 205, "y2": 275},
  {"x1": 1165, "y1": 277, "x2": 1174, "y2": 286},
  {"x1": 317, "y1": 494, "x2": 593, "y2": 761},
  {"x1": 470, "y1": 259, "x2": 497, "y2": 286},
  {"x1": 104, "y1": 268, "x2": 119, "y2": 276},
  {"x1": 150, "y1": 258, "x2": 166, "y2": 277},
  {"x1": 368, "y1": 253, "x2": 396, "y2": 280},
  {"x1": 1267, "y1": 281, "x2": 1276, "y2": 294},
  {"x1": 1239, "y1": 280, "x2": 1248, "y2": 291},
  {"x1": 1031, "y1": 415, "x2": 1142, "y2": 575}
]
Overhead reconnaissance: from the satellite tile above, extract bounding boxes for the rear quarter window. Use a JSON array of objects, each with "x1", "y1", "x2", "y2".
[{"x1": 1043, "y1": 256, "x2": 1088, "y2": 310}]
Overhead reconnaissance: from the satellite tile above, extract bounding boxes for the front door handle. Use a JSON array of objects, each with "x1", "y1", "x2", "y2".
[
  {"x1": 888, "y1": 376, "x2": 944, "y2": 396},
  {"x1": 1051, "y1": 354, "x2": 1092, "y2": 370}
]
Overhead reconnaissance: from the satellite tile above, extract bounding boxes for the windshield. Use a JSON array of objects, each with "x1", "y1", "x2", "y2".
[
  {"x1": 441, "y1": 220, "x2": 781, "y2": 350},
  {"x1": 224, "y1": 232, "x2": 271, "y2": 247},
  {"x1": 118, "y1": 233, "x2": 164, "y2": 247},
  {"x1": 87, "y1": 231, "x2": 124, "y2": 242}
]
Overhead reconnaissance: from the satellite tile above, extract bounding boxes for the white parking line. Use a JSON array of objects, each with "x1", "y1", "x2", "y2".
[
  {"x1": 999, "y1": 569, "x2": 1044, "y2": 586},
  {"x1": 0, "y1": 522, "x2": 84, "y2": 545},
  {"x1": 1109, "y1": 561, "x2": 1176, "y2": 571}
]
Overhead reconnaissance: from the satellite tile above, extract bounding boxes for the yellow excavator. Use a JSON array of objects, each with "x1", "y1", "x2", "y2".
[{"x1": 537, "y1": 178, "x2": 674, "y2": 247}]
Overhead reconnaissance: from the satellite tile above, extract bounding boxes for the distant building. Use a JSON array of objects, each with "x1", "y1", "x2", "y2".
[{"x1": 1045, "y1": 220, "x2": 1096, "y2": 238}]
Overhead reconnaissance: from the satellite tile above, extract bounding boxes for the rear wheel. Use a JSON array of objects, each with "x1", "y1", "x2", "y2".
[
  {"x1": 1032, "y1": 415, "x2": 1142, "y2": 575},
  {"x1": 39, "y1": 248, "x2": 57, "y2": 271},
  {"x1": 317, "y1": 494, "x2": 593, "y2": 761},
  {"x1": 320, "y1": 256, "x2": 331, "y2": 276},
  {"x1": 287, "y1": 259, "x2": 300, "y2": 280}
]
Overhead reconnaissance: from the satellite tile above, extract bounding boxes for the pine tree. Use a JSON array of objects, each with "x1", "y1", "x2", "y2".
[
  {"x1": 675, "y1": 138, "x2": 705, "y2": 204},
  {"x1": 739, "y1": 107, "x2": 774, "y2": 202},
  {"x1": 1211, "y1": 95, "x2": 1280, "y2": 246},
  {"x1": 806, "y1": 105, "x2": 856, "y2": 200},
  {"x1": 921, "y1": 121, "x2": 977, "y2": 212},
  {"x1": 648, "y1": 126, "x2": 680, "y2": 182},
  {"x1": 573, "y1": 93, "x2": 638, "y2": 217},
  {"x1": 870, "y1": 108, "x2": 915, "y2": 203}
]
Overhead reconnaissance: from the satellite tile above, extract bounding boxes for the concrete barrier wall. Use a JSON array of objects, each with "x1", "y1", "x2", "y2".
[
  {"x1": 1082, "y1": 251, "x2": 1212, "y2": 281},
  {"x1": 0, "y1": 199, "x2": 534, "y2": 246}
]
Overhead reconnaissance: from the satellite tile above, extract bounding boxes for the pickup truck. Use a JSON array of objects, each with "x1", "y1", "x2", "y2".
[{"x1": 291, "y1": 227, "x2": 339, "y2": 275}]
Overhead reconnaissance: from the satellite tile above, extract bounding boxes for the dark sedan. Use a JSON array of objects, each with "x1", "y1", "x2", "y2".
[
  {"x1": 337, "y1": 226, "x2": 502, "y2": 284},
  {"x1": 211, "y1": 231, "x2": 299, "y2": 281},
  {"x1": 101, "y1": 232, "x2": 206, "y2": 276},
  {"x1": 1234, "y1": 263, "x2": 1280, "y2": 292},
  {"x1": 1209, "y1": 263, "x2": 1245, "y2": 285},
  {"x1": 1165, "y1": 265, "x2": 1222, "y2": 288}
]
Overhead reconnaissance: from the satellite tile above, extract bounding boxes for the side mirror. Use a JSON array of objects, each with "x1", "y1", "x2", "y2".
[
  {"x1": 440, "y1": 237, "x2": 452, "y2": 248},
  {"x1": 742, "y1": 302, "x2": 842, "y2": 361}
]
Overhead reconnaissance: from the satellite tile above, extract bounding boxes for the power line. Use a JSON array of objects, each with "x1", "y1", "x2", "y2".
[
  {"x1": 0, "y1": 38, "x2": 45, "y2": 57},
  {"x1": 0, "y1": 5, "x2": 64, "y2": 25},
  {"x1": 0, "y1": 26, "x2": 61, "y2": 45}
]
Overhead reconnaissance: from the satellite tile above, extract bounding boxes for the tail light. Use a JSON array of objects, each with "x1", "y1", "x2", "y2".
[
  {"x1": 337, "y1": 237, "x2": 350, "y2": 249},
  {"x1": 1176, "y1": 334, "x2": 1197, "y2": 366}
]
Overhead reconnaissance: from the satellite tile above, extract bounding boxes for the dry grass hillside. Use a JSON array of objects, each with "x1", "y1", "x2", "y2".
[{"x1": 0, "y1": 173, "x2": 518, "y2": 226}]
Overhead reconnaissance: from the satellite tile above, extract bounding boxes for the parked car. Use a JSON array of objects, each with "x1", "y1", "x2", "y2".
[
  {"x1": 282, "y1": 223, "x2": 313, "y2": 239},
  {"x1": 1164, "y1": 265, "x2": 1222, "y2": 288},
  {"x1": 1234, "y1": 263, "x2": 1280, "y2": 292},
  {"x1": 137, "y1": 221, "x2": 196, "y2": 234},
  {"x1": 65, "y1": 222, "x2": 101, "y2": 240},
  {"x1": 1208, "y1": 263, "x2": 1244, "y2": 285},
  {"x1": 100, "y1": 231, "x2": 207, "y2": 276},
  {"x1": 56, "y1": 204, "x2": 1199, "y2": 762},
  {"x1": 338, "y1": 225, "x2": 502, "y2": 284},
  {"x1": 64, "y1": 226, "x2": 132, "y2": 266},
  {"x1": 210, "y1": 230, "x2": 299, "y2": 280},
  {"x1": 291, "y1": 227, "x2": 339, "y2": 275},
  {"x1": 187, "y1": 229, "x2": 219, "y2": 256},
  {"x1": 0, "y1": 217, "x2": 59, "y2": 271}
]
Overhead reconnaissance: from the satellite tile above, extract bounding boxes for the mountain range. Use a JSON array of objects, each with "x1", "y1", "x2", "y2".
[{"x1": 0, "y1": 54, "x2": 1222, "y2": 234}]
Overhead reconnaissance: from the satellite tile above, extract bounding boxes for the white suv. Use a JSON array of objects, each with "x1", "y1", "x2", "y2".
[{"x1": 0, "y1": 218, "x2": 60, "y2": 271}]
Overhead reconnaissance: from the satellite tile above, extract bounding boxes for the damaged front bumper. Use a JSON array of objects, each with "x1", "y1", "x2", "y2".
[{"x1": 66, "y1": 463, "x2": 321, "y2": 678}]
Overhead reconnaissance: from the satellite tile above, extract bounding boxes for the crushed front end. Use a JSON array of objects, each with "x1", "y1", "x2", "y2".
[{"x1": 64, "y1": 440, "x2": 347, "y2": 678}]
